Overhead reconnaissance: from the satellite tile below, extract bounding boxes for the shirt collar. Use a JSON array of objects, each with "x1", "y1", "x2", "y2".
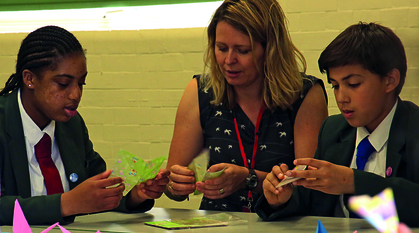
[
  {"x1": 356, "y1": 99, "x2": 398, "y2": 153},
  {"x1": 18, "y1": 88, "x2": 55, "y2": 146}
]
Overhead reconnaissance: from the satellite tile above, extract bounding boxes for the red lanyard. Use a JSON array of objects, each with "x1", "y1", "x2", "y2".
[
  {"x1": 233, "y1": 107, "x2": 264, "y2": 211},
  {"x1": 233, "y1": 107, "x2": 264, "y2": 169}
]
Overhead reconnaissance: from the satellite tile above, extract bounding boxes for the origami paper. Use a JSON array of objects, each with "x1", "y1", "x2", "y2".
[
  {"x1": 42, "y1": 223, "x2": 71, "y2": 233},
  {"x1": 349, "y1": 188, "x2": 400, "y2": 233},
  {"x1": 110, "y1": 149, "x2": 167, "y2": 196},
  {"x1": 316, "y1": 220, "x2": 328, "y2": 233},
  {"x1": 13, "y1": 199, "x2": 31, "y2": 233},
  {"x1": 188, "y1": 149, "x2": 210, "y2": 183},
  {"x1": 145, "y1": 213, "x2": 246, "y2": 229},
  {"x1": 188, "y1": 149, "x2": 227, "y2": 195},
  {"x1": 276, "y1": 165, "x2": 307, "y2": 188},
  {"x1": 12, "y1": 199, "x2": 98, "y2": 233},
  {"x1": 145, "y1": 217, "x2": 227, "y2": 229},
  {"x1": 41, "y1": 222, "x2": 101, "y2": 233},
  {"x1": 202, "y1": 166, "x2": 227, "y2": 181}
]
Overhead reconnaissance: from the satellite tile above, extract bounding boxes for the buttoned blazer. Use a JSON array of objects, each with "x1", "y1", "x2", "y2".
[
  {"x1": 0, "y1": 90, "x2": 153, "y2": 225},
  {"x1": 255, "y1": 99, "x2": 419, "y2": 227}
]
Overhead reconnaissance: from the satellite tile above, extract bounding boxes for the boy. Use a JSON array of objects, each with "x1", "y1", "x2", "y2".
[{"x1": 254, "y1": 22, "x2": 419, "y2": 227}]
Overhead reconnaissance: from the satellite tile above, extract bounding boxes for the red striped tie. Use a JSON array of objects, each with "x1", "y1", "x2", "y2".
[{"x1": 35, "y1": 133, "x2": 64, "y2": 195}]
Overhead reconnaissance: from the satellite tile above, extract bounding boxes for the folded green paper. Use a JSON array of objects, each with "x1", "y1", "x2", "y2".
[
  {"x1": 188, "y1": 149, "x2": 226, "y2": 195},
  {"x1": 110, "y1": 149, "x2": 167, "y2": 196}
]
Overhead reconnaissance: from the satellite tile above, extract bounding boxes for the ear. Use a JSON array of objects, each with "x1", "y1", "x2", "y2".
[
  {"x1": 22, "y1": 69, "x2": 36, "y2": 90},
  {"x1": 384, "y1": 69, "x2": 400, "y2": 94}
]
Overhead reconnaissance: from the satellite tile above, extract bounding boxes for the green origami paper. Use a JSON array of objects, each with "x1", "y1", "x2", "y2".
[
  {"x1": 110, "y1": 149, "x2": 168, "y2": 196},
  {"x1": 188, "y1": 149, "x2": 209, "y2": 183},
  {"x1": 188, "y1": 149, "x2": 227, "y2": 195},
  {"x1": 202, "y1": 166, "x2": 227, "y2": 181},
  {"x1": 145, "y1": 216, "x2": 227, "y2": 229},
  {"x1": 145, "y1": 212, "x2": 247, "y2": 229}
]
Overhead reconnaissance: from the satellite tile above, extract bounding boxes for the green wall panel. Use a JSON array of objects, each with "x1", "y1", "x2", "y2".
[{"x1": 0, "y1": 0, "x2": 217, "y2": 11}]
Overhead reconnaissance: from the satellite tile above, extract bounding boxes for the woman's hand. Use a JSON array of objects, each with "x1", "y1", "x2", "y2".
[
  {"x1": 263, "y1": 164, "x2": 294, "y2": 209},
  {"x1": 166, "y1": 164, "x2": 196, "y2": 197},
  {"x1": 61, "y1": 170, "x2": 124, "y2": 217},
  {"x1": 195, "y1": 163, "x2": 248, "y2": 199}
]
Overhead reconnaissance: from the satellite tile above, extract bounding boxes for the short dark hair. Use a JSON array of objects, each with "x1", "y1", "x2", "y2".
[
  {"x1": 318, "y1": 22, "x2": 407, "y2": 95},
  {"x1": 0, "y1": 25, "x2": 84, "y2": 96}
]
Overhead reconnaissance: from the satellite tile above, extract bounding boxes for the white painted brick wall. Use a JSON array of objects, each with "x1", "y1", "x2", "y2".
[{"x1": 0, "y1": 1, "x2": 417, "y2": 209}]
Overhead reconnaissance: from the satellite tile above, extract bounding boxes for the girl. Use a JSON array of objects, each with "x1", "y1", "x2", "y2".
[{"x1": 0, "y1": 25, "x2": 169, "y2": 225}]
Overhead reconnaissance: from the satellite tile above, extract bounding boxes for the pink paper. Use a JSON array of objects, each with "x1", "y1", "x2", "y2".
[
  {"x1": 13, "y1": 199, "x2": 94, "y2": 233},
  {"x1": 40, "y1": 222, "x2": 73, "y2": 233},
  {"x1": 13, "y1": 199, "x2": 32, "y2": 233},
  {"x1": 41, "y1": 223, "x2": 59, "y2": 233},
  {"x1": 58, "y1": 225, "x2": 72, "y2": 233}
]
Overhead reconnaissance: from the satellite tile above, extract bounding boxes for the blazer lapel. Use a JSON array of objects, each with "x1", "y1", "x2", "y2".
[
  {"x1": 5, "y1": 91, "x2": 32, "y2": 197},
  {"x1": 323, "y1": 126, "x2": 356, "y2": 166},
  {"x1": 55, "y1": 122, "x2": 87, "y2": 189},
  {"x1": 386, "y1": 100, "x2": 407, "y2": 177}
]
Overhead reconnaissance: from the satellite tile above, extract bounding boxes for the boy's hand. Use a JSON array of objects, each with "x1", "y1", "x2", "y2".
[
  {"x1": 287, "y1": 158, "x2": 355, "y2": 195},
  {"x1": 61, "y1": 170, "x2": 124, "y2": 217},
  {"x1": 263, "y1": 164, "x2": 294, "y2": 209}
]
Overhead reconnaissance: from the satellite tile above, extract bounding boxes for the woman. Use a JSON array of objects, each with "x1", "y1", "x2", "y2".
[
  {"x1": 0, "y1": 25, "x2": 169, "y2": 225},
  {"x1": 165, "y1": 0, "x2": 328, "y2": 212}
]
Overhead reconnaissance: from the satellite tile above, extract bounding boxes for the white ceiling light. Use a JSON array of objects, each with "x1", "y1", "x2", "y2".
[{"x1": 0, "y1": 1, "x2": 223, "y2": 33}]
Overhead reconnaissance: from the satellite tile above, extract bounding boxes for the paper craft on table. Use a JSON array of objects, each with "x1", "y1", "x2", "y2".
[
  {"x1": 12, "y1": 199, "x2": 102, "y2": 233},
  {"x1": 276, "y1": 165, "x2": 307, "y2": 188},
  {"x1": 316, "y1": 220, "x2": 328, "y2": 233},
  {"x1": 145, "y1": 212, "x2": 246, "y2": 230},
  {"x1": 316, "y1": 219, "x2": 358, "y2": 233},
  {"x1": 188, "y1": 149, "x2": 227, "y2": 195},
  {"x1": 110, "y1": 149, "x2": 168, "y2": 196},
  {"x1": 145, "y1": 216, "x2": 227, "y2": 229},
  {"x1": 349, "y1": 187, "x2": 405, "y2": 233}
]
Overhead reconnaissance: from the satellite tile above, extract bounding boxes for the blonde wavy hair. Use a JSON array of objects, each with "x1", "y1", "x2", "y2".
[{"x1": 202, "y1": 0, "x2": 306, "y2": 110}]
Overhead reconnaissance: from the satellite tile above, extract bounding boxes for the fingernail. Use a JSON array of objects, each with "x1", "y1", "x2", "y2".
[
  {"x1": 278, "y1": 173, "x2": 284, "y2": 178},
  {"x1": 286, "y1": 171, "x2": 292, "y2": 176}
]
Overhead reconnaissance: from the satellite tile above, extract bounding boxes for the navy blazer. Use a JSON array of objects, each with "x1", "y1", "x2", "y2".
[
  {"x1": 255, "y1": 99, "x2": 419, "y2": 227},
  {"x1": 0, "y1": 90, "x2": 153, "y2": 225}
]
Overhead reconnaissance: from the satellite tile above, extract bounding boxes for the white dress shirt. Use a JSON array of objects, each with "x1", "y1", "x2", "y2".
[
  {"x1": 18, "y1": 89, "x2": 70, "y2": 196},
  {"x1": 350, "y1": 100, "x2": 398, "y2": 176},
  {"x1": 337, "y1": 100, "x2": 398, "y2": 217}
]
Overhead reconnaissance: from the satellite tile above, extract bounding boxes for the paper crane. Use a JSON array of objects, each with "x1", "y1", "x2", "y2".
[
  {"x1": 349, "y1": 188, "x2": 411, "y2": 233},
  {"x1": 13, "y1": 199, "x2": 101, "y2": 233}
]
